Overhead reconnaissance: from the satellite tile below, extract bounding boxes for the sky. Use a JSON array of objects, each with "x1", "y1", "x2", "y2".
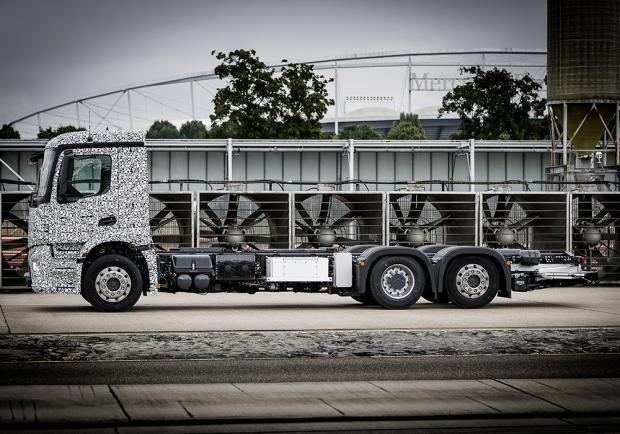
[{"x1": 0, "y1": 0, "x2": 547, "y2": 136}]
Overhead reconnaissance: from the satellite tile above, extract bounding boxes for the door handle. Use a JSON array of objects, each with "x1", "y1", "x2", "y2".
[{"x1": 98, "y1": 216, "x2": 117, "y2": 226}]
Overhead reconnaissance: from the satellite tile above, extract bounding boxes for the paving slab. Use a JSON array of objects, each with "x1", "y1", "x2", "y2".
[
  {"x1": 0, "y1": 306, "x2": 8, "y2": 335},
  {"x1": 371, "y1": 379, "x2": 563, "y2": 415},
  {"x1": 0, "y1": 385, "x2": 126, "y2": 425},
  {"x1": 111, "y1": 384, "x2": 244, "y2": 421},
  {"x1": 2, "y1": 379, "x2": 620, "y2": 426},
  {"x1": 0, "y1": 286, "x2": 619, "y2": 334},
  {"x1": 499, "y1": 378, "x2": 620, "y2": 414}
]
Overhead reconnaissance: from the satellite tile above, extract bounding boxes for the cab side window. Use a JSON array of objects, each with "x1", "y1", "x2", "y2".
[{"x1": 58, "y1": 154, "x2": 112, "y2": 203}]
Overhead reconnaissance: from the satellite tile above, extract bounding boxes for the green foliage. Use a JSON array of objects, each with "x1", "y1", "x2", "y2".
[
  {"x1": 0, "y1": 124, "x2": 20, "y2": 139},
  {"x1": 439, "y1": 66, "x2": 547, "y2": 140},
  {"x1": 180, "y1": 120, "x2": 208, "y2": 139},
  {"x1": 210, "y1": 49, "x2": 333, "y2": 139},
  {"x1": 337, "y1": 124, "x2": 381, "y2": 140},
  {"x1": 146, "y1": 120, "x2": 180, "y2": 139},
  {"x1": 275, "y1": 62, "x2": 333, "y2": 138},
  {"x1": 386, "y1": 113, "x2": 426, "y2": 140},
  {"x1": 37, "y1": 125, "x2": 85, "y2": 140}
]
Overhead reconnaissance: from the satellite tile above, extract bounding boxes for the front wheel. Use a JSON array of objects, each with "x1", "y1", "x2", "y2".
[
  {"x1": 82, "y1": 255, "x2": 143, "y2": 312},
  {"x1": 369, "y1": 256, "x2": 425, "y2": 309},
  {"x1": 445, "y1": 256, "x2": 499, "y2": 308},
  {"x1": 351, "y1": 291, "x2": 377, "y2": 305}
]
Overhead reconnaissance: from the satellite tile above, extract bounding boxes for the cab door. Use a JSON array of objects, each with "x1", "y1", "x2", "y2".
[{"x1": 49, "y1": 148, "x2": 118, "y2": 248}]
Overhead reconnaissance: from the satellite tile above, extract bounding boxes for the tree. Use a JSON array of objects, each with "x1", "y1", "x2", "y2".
[
  {"x1": 37, "y1": 125, "x2": 85, "y2": 140},
  {"x1": 0, "y1": 124, "x2": 20, "y2": 139},
  {"x1": 439, "y1": 66, "x2": 547, "y2": 140},
  {"x1": 386, "y1": 113, "x2": 426, "y2": 140},
  {"x1": 275, "y1": 62, "x2": 333, "y2": 139},
  {"x1": 210, "y1": 49, "x2": 333, "y2": 139},
  {"x1": 146, "y1": 120, "x2": 180, "y2": 139},
  {"x1": 338, "y1": 124, "x2": 381, "y2": 140},
  {"x1": 180, "y1": 120, "x2": 208, "y2": 139}
]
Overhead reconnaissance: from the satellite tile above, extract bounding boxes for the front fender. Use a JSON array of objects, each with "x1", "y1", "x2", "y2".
[
  {"x1": 355, "y1": 246, "x2": 435, "y2": 294},
  {"x1": 432, "y1": 246, "x2": 511, "y2": 298},
  {"x1": 77, "y1": 231, "x2": 157, "y2": 294}
]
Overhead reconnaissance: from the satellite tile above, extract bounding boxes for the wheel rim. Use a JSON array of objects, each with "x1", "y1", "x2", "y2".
[
  {"x1": 380, "y1": 264, "x2": 415, "y2": 299},
  {"x1": 455, "y1": 263, "x2": 489, "y2": 299},
  {"x1": 95, "y1": 266, "x2": 132, "y2": 303}
]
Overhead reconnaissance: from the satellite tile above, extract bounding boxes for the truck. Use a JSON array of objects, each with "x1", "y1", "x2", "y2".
[{"x1": 26, "y1": 131, "x2": 594, "y2": 312}]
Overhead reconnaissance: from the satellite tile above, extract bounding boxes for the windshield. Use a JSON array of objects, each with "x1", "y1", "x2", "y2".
[{"x1": 36, "y1": 149, "x2": 55, "y2": 198}]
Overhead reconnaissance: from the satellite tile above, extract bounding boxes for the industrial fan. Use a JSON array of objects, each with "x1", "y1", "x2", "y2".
[
  {"x1": 572, "y1": 193, "x2": 620, "y2": 282},
  {"x1": 294, "y1": 192, "x2": 383, "y2": 248},
  {"x1": 198, "y1": 192, "x2": 289, "y2": 249},
  {"x1": 149, "y1": 193, "x2": 194, "y2": 250},
  {"x1": 388, "y1": 193, "x2": 476, "y2": 246},
  {"x1": 1, "y1": 193, "x2": 30, "y2": 287},
  {"x1": 481, "y1": 193, "x2": 567, "y2": 250}
]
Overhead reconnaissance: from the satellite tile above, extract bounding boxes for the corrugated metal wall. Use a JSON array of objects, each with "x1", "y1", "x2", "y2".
[
  {"x1": 1, "y1": 139, "x2": 617, "y2": 193},
  {"x1": 139, "y1": 149, "x2": 551, "y2": 192}
]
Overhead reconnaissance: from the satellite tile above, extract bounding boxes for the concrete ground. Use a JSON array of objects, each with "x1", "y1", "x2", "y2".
[
  {"x1": 1, "y1": 286, "x2": 618, "y2": 432},
  {"x1": 1, "y1": 285, "x2": 619, "y2": 334}
]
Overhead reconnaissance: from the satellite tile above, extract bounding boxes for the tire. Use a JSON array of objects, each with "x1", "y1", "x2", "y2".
[
  {"x1": 369, "y1": 256, "x2": 425, "y2": 309},
  {"x1": 82, "y1": 255, "x2": 143, "y2": 312},
  {"x1": 444, "y1": 255, "x2": 499, "y2": 308},
  {"x1": 351, "y1": 291, "x2": 377, "y2": 305},
  {"x1": 421, "y1": 288, "x2": 450, "y2": 304}
]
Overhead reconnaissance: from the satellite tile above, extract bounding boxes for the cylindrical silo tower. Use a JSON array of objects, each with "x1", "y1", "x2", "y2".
[{"x1": 547, "y1": 0, "x2": 619, "y2": 185}]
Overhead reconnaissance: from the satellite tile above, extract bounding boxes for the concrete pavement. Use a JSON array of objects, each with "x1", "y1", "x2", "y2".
[
  {"x1": 1, "y1": 286, "x2": 619, "y2": 334},
  {"x1": 1, "y1": 287, "x2": 618, "y2": 432},
  {"x1": 1, "y1": 378, "x2": 619, "y2": 430}
]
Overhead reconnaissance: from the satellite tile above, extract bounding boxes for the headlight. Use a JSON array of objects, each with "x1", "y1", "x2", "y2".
[{"x1": 30, "y1": 255, "x2": 40, "y2": 273}]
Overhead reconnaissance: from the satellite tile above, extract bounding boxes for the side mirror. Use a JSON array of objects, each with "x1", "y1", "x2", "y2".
[{"x1": 28, "y1": 151, "x2": 44, "y2": 166}]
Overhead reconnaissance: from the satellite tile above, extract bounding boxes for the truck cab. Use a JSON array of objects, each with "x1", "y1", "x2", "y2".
[{"x1": 28, "y1": 131, "x2": 158, "y2": 309}]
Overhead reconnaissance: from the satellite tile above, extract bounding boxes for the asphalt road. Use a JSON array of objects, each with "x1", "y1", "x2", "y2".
[
  {"x1": 2, "y1": 354, "x2": 619, "y2": 385},
  {"x1": 1, "y1": 286, "x2": 619, "y2": 334}
]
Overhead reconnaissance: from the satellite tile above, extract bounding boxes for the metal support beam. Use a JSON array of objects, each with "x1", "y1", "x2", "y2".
[
  {"x1": 469, "y1": 138, "x2": 476, "y2": 192},
  {"x1": 0, "y1": 158, "x2": 33, "y2": 191},
  {"x1": 562, "y1": 102, "x2": 568, "y2": 166},
  {"x1": 226, "y1": 138, "x2": 233, "y2": 181},
  {"x1": 548, "y1": 105, "x2": 556, "y2": 166},
  {"x1": 127, "y1": 90, "x2": 134, "y2": 131},
  {"x1": 334, "y1": 63, "x2": 339, "y2": 136},
  {"x1": 566, "y1": 192, "x2": 572, "y2": 252},
  {"x1": 407, "y1": 56, "x2": 412, "y2": 113},
  {"x1": 75, "y1": 102, "x2": 81, "y2": 128},
  {"x1": 94, "y1": 91, "x2": 125, "y2": 129},
  {"x1": 190, "y1": 81, "x2": 196, "y2": 120},
  {"x1": 616, "y1": 102, "x2": 619, "y2": 165},
  {"x1": 348, "y1": 139, "x2": 355, "y2": 191}
]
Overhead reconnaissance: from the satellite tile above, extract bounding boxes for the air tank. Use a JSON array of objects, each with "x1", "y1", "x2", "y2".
[{"x1": 547, "y1": 0, "x2": 619, "y2": 154}]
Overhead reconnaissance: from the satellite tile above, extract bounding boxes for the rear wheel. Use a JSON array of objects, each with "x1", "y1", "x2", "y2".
[
  {"x1": 369, "y1": 256, "x2": 425, "y2": 309},
  {"x1": 421, "y1": 288, "x2": 450, "y2": 304},
  {"x1": 82, "y1": 255, "x2": 143, "y2": 312},
  {"x1": 445, "y1": 256, "x2": 498, "y2": 308}
]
